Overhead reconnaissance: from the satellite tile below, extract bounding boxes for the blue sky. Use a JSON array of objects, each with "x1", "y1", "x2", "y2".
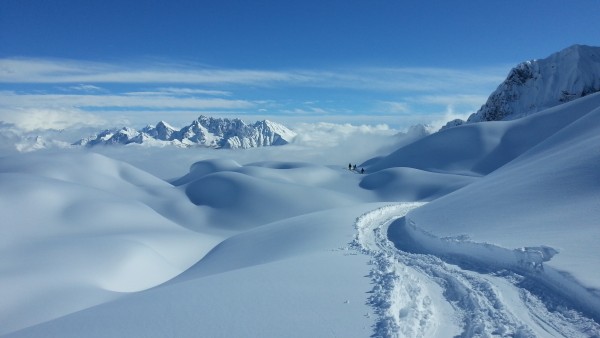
[{"x1": 1, "y1": 0, "x2": 599, "y2": 131}]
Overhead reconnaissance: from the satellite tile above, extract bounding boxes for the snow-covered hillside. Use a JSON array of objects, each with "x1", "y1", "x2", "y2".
[
  {"x1": 365, "y1": 92, "x2": 600, "y2": 335},
  {"x1": 75, "y1": 115, "x2": 297, "y2": 149},
  {"x1": 443, "y1": 44, "x2": 600, "y2": 128}
]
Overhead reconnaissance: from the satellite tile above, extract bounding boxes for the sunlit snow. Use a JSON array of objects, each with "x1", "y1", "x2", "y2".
[{"x1": 2, "y1": 51, "x2": 600, "y2": 337}]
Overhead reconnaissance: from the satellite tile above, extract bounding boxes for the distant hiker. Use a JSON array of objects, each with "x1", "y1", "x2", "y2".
[
  {"x1": 361, "y1": 168, "x2": 365, "y2": 174},
  {"x1": 353, "y1": 164, "x2": 357, "y2": 171},
  {"x1": 348, "y1": 163, "x2": 352, "y2": 170}
]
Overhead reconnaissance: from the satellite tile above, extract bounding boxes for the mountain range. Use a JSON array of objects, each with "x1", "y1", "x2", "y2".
[{"x1": 75, "y1": 115, "x2": 297, "y2": 149}]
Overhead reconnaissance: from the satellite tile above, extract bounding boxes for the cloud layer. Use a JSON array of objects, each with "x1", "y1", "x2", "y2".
[{"x1": 0, "y1": 57, "x2": 508, "y2": 131}]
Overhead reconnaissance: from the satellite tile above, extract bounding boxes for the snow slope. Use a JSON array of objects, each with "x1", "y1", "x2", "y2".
[
  {"x1": 405, "y1": 94, "x2": 600, "y2": 311},
  {"x1": 8, "y1": 205, "x2": 387, "y2": 338},
  {"x1": 401, "y1": 93, "x2": 600, "y2": 286}
]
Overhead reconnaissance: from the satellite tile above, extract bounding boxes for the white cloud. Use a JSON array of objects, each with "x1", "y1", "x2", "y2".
[
  {"x1": 0, "y1": 91, "x2": 255, "y2": 110},
  {"x1": 408, "y1": 94, "x2": 488, "y2": 106},
  {"x1": 67, "y1": 84, "x2": 104, "y2": 92},
  {"x1": 0, "y1": 107, "x2": 106, "y2": 131},
  {"x1": 292, "y1": 66, "x2": 507, "y2": 93},
  {"x1": 125, "y1": 87, "x2": 232, "y2": 97},
  {"x1": 291, "y1": 122, "x2": 396, "y2": 148},
  {"x1": 0, "y1": 57, "x2": 507, "y2": 94},
  {"x1": 0, "y1": 89, "x2": 257, "y2": 131},
  {"x1": 157, "y1": 87, "x2": 232, "y2": 96},
  {"x1": 378, "y1": 101, "x2": 410, "y2": 114},
  {"x1": 428, "y1": 105, "x2": 476, "y2": 131},
  {"x1": 0, "y1": 57, "x2": 508, "y2": 133},
  {"x1": 280, "y1": 107, "x2": 334, "y2": 115},
  {"x1": 0, "y1": 58, "x2": 307, "y2": 85}
]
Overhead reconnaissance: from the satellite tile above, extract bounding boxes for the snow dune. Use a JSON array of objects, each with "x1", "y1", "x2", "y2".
[{"x1": 179, "y1": 161, "x2": 359, "y2": 230}]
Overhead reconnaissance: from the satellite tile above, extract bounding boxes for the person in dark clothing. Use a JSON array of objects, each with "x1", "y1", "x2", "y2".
[
  {"x1": 361, "y1": 168, "x2": 365, "y2": 174},
  {"x1": 348, "y1": 163, "x2": 352, "y2": 170}
]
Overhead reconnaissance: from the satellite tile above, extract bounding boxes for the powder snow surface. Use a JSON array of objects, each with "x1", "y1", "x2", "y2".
[{"x1": 2, "y1": 93, "x2": 600, "y2": 337}]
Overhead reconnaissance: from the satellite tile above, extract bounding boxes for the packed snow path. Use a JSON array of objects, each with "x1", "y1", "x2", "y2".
[{"x1": 351, "y1": 203, "x2": 600, "y2": 338}]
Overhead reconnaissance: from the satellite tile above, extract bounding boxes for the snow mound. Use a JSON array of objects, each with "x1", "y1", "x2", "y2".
[
  {"x1": 359, "y1": 167, "x2": 477, "y2": 201},
  {"x1": 0, "y1": 151, "x2": 171, "y2": 192},
  {"x1": 184, "y1": 170, "x2": 357, "y2": 230},
  {"x1": 171, "y1": 158, "x2": 243, "y2": 185},
  {"x1": 243, "y1": 161, "x2": 341, "y2": 186},
  {"x1": 0, "y1": 152, "x2": 221, "y2": 335}
]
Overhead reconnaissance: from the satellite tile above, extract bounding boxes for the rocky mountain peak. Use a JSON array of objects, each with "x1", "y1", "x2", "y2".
[{"x1": 465, "y1": 44, "x2": 600, "y2": 123}]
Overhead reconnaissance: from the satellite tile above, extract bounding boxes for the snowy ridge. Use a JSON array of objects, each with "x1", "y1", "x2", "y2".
[{"x1": 75, "y1": 115, "x2": 297, "y2": 149}]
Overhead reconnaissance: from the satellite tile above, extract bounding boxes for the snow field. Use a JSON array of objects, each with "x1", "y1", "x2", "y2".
[{"x1": 2, "y1": 90, "x2": 600, "y2": 337}]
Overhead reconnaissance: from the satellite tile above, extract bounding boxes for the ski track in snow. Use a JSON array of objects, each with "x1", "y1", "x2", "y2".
[{"x1": 351, "y1": 203, "x2": 600, "y2": 338}]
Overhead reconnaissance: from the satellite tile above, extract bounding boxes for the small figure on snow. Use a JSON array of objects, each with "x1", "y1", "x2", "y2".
[
  {"x1": 348, "y1": 163, "x2": 352, "y2": 170},
  {"x1": 361, "y1": 168, "x2": 365, "y2": 174},
  {"x1": 353, "y1": 164, "x2": 357, "y2": 171}
]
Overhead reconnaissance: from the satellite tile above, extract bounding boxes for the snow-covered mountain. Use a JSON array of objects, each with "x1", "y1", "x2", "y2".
[
  {"x1": 75, "y1": 115, "x2": 297, "y2": 149},
  {"x1": 443, "y1": 44, "x2": 600, "y2": 128}
]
